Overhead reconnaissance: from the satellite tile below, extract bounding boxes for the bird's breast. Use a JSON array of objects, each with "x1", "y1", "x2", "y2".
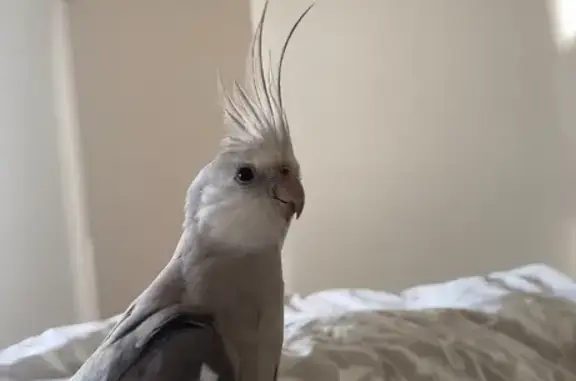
[{"x1": 207, "y1": 252, "x2": 284, "y2": 381}]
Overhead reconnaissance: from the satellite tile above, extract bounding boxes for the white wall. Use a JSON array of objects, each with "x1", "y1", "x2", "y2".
[
  {"x1": 68, "y1": 0, "x2": 253, "y2": 317},
  {"x1": 0, "y1": 1, "x2": 77, "y2": 347},
  {"x1": 251, "y1": 0, "x2": 575, "y2": 294}
]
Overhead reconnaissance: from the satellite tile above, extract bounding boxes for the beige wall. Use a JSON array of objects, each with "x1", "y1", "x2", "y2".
[
  {"x1": 69, "y1": 1, "x2": 252, "y2": 317},
  {"x1": 251, "y1": 0, "x2": 575, "y2": 294},
  {"x1": 0, "y1": 1, "x2": 77, "y2": 347},
  {"x1": 68, "y1": 0, "x2": 576, "y2": 318}
]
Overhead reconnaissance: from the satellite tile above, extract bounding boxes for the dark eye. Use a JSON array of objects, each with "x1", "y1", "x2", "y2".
[
  {"x1": 235, "y1": 166, "x2": 255, "y2": 184},
  {"x1": 279, "y1": 165, "x2": 290, "y2": 176}
]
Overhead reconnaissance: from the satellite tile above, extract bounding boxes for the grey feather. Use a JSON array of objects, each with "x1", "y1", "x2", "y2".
[
  {"x1": 72, "y1": 305, "x2": 232, "y2": 381},
  {"x1": 69, "y1": 255, "x2": 232, "y2": 381}
]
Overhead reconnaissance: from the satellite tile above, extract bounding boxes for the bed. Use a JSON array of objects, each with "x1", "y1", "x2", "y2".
[{"x1": 2, "y1": 263, "x2": 576, "y2": 381}]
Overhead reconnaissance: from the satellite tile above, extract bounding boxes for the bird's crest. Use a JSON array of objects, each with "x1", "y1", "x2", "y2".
[{"x1": 218, "y1": 1, "x2": 314, "y2": 154}]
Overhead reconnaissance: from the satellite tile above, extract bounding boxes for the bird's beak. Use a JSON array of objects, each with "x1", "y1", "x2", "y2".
[{"x1": 272, "y1": 173, "x2": 305, "y2": 219}]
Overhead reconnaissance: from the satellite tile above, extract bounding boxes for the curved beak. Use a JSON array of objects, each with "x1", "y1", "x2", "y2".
[{"x1": 272, "y1": 173, "x2": 305, "y2": 219}]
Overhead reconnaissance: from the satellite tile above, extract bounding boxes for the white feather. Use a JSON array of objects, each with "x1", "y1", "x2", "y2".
[{"x1": 196, "y1": 184, "x2": 289, "y2": 250}]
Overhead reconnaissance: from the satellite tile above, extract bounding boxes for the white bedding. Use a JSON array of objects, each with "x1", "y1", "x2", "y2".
[{"x1": 2, "y1": 263, "x2": 576, "y2": 381}]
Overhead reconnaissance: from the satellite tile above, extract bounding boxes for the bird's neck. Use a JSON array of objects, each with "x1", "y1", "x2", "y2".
[{"x1": 170, "y1": 227, "x2": 285, "y2": 311}]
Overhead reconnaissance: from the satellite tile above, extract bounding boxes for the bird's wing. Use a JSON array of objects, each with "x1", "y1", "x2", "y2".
[{"x1": 70, "y1": 305, "x2": 232, "y2": 381}]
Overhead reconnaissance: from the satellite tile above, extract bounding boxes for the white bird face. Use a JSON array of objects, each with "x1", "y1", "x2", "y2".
[
  {"x1": 183, "y1": 0, "x2": 312, "y2": 252},
  {"x1": 192, "y1": 144, "x2": 304, "y2": 252}
]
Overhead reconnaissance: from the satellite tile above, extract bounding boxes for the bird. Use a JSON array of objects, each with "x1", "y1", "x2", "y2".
[{"x1": 68, "y1": 1, "x2": 313, "y2": 381}]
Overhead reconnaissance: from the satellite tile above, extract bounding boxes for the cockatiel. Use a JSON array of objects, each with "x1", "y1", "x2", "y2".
[{"x1": 69, "y1": 2, "x2": 312, "y2": 381}]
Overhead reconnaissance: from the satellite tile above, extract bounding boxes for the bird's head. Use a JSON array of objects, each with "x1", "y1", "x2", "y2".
[{"x1": 184, "y1": 2, "x2": 312, "y2": 252}]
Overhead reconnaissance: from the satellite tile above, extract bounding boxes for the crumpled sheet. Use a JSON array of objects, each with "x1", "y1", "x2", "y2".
[{"x1": 1, "y1": 263, "x2": 575, "y2": 381}]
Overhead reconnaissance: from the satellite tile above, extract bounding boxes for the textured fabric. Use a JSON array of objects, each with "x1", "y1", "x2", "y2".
[
  {"x1": 279, "y1": 264, "x2": 576, "y2": 380},
  {"x1": 2, "y1": 264, "x2": 576, "y2": 381},
  {"x1": 280, "y1": 292, "x2": 576, "y2": 380}
]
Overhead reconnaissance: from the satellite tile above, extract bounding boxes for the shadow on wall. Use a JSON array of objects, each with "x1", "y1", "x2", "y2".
[
  {"x1": 551, "y1": 0, "x2": 576, "y2": 202},
  {"x1": 68, "y1": 1, "x2": 252, "y2": 317},
  {"x1": 250, "y1": 0, "x2": 576, "y2": 294},
  {"x1": 555, "y1": 34, "x2": 576, "y2": 271},
  {"x1": 557, "y1": 44, "x2": 576, "y2": 155}
]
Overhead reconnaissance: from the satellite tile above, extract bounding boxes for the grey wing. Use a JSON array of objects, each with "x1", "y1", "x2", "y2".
[{"x1": 71, "y1": 306, "x2": 234, "y2": 381}]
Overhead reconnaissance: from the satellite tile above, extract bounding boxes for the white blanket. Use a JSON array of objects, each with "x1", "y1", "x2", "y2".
[{"x1": 2, "y1": 263, "x2": 576, "y2": 381}]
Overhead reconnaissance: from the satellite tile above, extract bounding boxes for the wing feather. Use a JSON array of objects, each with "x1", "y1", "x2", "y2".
[{"x1": 70, "y1": 306, "x2": 232, "y2": 381}]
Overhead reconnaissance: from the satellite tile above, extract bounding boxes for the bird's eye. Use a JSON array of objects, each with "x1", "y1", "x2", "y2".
[
  {"x1": 235, "y1": 166, "x2": 255, "y2": 184},
  {"x1": 279, "y1": 165, "x2": 291, "y2": 176}
]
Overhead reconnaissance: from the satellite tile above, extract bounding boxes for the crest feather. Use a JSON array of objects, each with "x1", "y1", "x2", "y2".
[{"x1": 218, "y1": 1, "x2": 314, "y2": 152}]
